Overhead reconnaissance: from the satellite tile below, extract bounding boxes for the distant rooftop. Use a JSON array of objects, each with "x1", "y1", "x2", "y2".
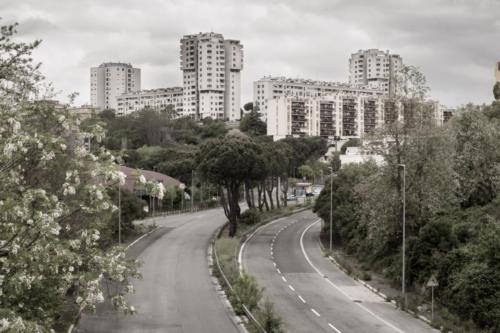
[
  {"x1": 119, "y1": 87, "x2": 183, "y2": 95},
  {"x1": 256, "y1": 76, "x2": 382, "y2": 91},
  {"x1": 97, "y1": 62, "x2": 134, "y2": 68},
  {"x1": 181, "y1": 32, "x2": 224, "y2": 40}
]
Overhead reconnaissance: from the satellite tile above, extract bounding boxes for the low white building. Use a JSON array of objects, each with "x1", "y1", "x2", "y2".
[
  {"x1": 340, "y1": 147, "x2": 385, "y2": 167},
  {"x1": 116, "y1": 87, "x2": 183, "y2": 116},
  {"x1": 267, "y1": 95, "x2": 445, "y2": 141},
  {"x1": 254, "y1": 76, "x2": 385, "y2": 121},
  {"x1": 267, "y1": 94, "x2": 385, "y2": 141}
]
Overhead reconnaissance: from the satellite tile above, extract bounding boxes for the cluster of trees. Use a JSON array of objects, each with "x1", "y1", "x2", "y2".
[
  {"x1": 91, "y1": 101, "x2": 328, "y2": 229},
  {"x1": 197, "y1": 115, "x2": 327, "y2": 236},
  {"x1": 314, "y1": 97, "x2": 500, "y2": 329},
  {"x1": 0, "y1": 23, "x2": 141, "y2": 331},
  {"x1": 84, "y1": 109, "x2": 228, "y2": 186}
]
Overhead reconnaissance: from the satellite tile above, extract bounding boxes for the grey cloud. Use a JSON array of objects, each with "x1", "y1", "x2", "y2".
[{"x1": 2, "y1": 0, "x2": 499, "y2": 107}]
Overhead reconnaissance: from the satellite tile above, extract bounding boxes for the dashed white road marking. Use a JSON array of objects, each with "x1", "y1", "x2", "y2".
[
  {"x1": 298, "y1": 295, "x2": 306, "y2": 303},
  {"x1": 311, "y1": 308, "x2": 321, "y2": 317},
  {"x1": 277, "y1": 268, "x2": 281, "y2": 274},
  {"x1": 281, "y1": 276, "x2": 287, "y2": 283},
  {"x1": 300, "y1": 220, "x2": 405, "y2": 333},
  {"x1": 328, "y1": 323, "x2": 342, "y2": 333},
  {"x1": 288, "y1": 285, "x2": 295, "y2": 291}
]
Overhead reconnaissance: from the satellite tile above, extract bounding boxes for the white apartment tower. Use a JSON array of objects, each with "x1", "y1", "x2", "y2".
[
  {"x1": 180, "y1": 32, "x2": 243, "y2": 121},
  {"x1": 90, "y1": 62, "x2": 141, "y2": 111},
  {"x1": 349, "y1": 49, "x2": 403, "y2": 95}
]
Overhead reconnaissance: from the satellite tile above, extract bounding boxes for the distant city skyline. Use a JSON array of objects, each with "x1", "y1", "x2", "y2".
[{"x1": 2, "y1": 0, "x2": 499, "y2": 108}]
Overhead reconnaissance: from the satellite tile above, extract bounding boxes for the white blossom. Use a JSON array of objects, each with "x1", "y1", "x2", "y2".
[
  {"x1": 157, "y1": 182, "x2": 165, "y2": 200},
  {"x1": 117, "y1": 171, "x2": 127, "y2": 185}
]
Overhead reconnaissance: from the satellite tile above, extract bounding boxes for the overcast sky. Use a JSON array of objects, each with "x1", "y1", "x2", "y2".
[{"x1": 2, "y1": 0, "x2": 499, "y2": 108}]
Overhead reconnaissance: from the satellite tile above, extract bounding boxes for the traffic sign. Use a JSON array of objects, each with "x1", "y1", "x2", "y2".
[{"x1": 426, "y1": 275, "x2": 439, "y2": 288}]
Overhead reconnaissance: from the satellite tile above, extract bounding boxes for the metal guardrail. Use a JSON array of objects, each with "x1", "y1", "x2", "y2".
[{"x1": 212, "y1": 224, "x2": 267, "y2": 333}]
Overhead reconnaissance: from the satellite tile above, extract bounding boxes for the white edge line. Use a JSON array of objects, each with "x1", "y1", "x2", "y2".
[
  {"x1": 311, "y1": 308, "x2": 320, "y2": 317},
  {"x1": 126, "y1": 226, "x2": 160, "y2": 250},
  {"x1": 238, "y1": 216, "x2": 288, "y2": 274},
  {"x1": 300, "y1": 220, "x2": 405, "y2": 333},
  {"x1": 328, "y1": 323, "x2": 342, "y2": 333}
]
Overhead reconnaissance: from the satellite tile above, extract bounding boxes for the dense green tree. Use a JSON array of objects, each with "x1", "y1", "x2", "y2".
[
  {"x1": 452, "y1": 108, "x2": 500, "y2": 207},
  {"x1": 494, "y1": 82, "x2": 500, "y2": 101},
  {"x1": 196, "y1": 131, "x2": 265, "y2": 236},
  {"x1": 314, "y1": 99, "x2": 500, "y2": 330},
  {"x1": 239, "y1": 106, "x2": 266, "y2": 137}
]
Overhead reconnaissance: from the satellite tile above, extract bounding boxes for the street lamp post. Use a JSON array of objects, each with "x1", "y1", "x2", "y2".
[
  {"x1": 328, "y1": 166, "x2": 333, "y2": 253},
  {"x1": 118, "y1": 182, "x2": 121, "y2": 245},
  {"x1": 398, "y1": 163, "x2": 406, "y2": 309}
]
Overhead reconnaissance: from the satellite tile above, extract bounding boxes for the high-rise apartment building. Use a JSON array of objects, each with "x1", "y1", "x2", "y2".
[
  {"x1": 116, "y1": 87, "x2": 183, "y2": 116},
  {"x1": 90, "y1": 62, "x2": 141, "y2": 111},
  {"x1": 349, "y1": 49, "x2": 403, "y2": 95},
  {"x1": 254, "y1": 76, "x2": 385, "y2": 121},
  {"x1": 180, "y1": 32, "x2": 243, "y2": 121}
]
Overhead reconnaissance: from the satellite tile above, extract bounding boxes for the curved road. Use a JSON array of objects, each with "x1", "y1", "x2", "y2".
[
  {"x1": 77, "y1": 208, "x2": 238, "y2": 333},
  {"x1": 241, "y1": 210, "x2": 438, "y2": 333}
]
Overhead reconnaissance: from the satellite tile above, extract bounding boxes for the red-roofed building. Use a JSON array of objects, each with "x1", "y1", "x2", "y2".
[
  {"x1": 120, "y1": 165, "x2": 185, "y2": 195},
  {"x1": 119, "y1": 166, "x2": 186, "y2": 213}
]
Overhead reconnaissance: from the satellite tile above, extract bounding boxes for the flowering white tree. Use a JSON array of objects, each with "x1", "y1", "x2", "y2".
[{"x1": 0, "y1": 22, "x2": 140, "y2": 331}]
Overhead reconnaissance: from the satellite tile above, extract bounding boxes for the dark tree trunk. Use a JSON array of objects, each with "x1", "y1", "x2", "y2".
[
  {"x1": 250, "y1": 187, "x2": 256, "y2": 208},
  {"x1": 226, "y1": 183, "x2": 240, "y2": 237},
  {"x1": 261, "y1": 182, "x2": 270, "y2": 212},
  {"x1": 281, "y1": 176, "x2": 288, "y2": 207},
  {"x1": 265, "y1": 178, "x2": 275, "y2": 210},
  {"x1": 245, "y1": 182, "x2": 253, "y2": 209},
  {"x1": 219, "y1": 187, "x2": 230, "y2": 220},
  {"x1": 257, "y1": 184, "x2": 264, "y2": 212},
  {"x1": 275, "y1": 177, "x2": 281, "y2": 209}
]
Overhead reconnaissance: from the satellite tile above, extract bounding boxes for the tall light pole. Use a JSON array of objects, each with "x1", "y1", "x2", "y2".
[
  {"x1": 328, "y1": 166, "x2": 333, "y2": 253},
  {"x1": 398, "y1": 163, "x2": 406, "y2": 309},
  {"x1": 118, "y1": 182, "x2": 122, "y2": 245}
]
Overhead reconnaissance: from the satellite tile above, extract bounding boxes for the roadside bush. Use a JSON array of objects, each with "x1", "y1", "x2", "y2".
[
  {"x1": 240, "y1": 209, "x2": 261, "y2": 225},
  {"x1": 256, "y1": 298, "x2": 285, "y2": 333},
  {"x1": 360, "y1": 271, "x2": 372, "y2": 281},
  {"x1": 230, "y1": 273, "x2": 263, "y2": 315}
]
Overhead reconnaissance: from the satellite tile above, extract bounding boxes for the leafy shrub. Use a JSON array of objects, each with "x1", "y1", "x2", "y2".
[
  {"x1": 257, "y1": 298, "x2": 285, "y2": 333},
  {"x1": 230, "y1": 273, "x2": 263, "y2": 315},
  {"x1": 360, "y1": 271, "x2": 372, "y2": 281},
  {"x1": 240, "y1": 209, "x2": 261, "y2": 225}
]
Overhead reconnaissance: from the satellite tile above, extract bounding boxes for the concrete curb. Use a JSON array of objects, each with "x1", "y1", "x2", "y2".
[
  {"x1": 207, "y1": 226, "x2": 250, "y2": 333},
  {"x1": 319, "y1": 238, "x2": 434, "y2": 327},
  {"x1": 209, "y1": 206, "x2": 312, "y2": 333}
]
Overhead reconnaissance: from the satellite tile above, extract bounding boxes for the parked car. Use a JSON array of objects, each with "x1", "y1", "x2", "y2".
[{"x1": 287, "y1": 194, "x2": 297, "y2": 201}]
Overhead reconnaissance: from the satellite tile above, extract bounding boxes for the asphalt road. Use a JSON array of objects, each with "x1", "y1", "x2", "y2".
[
  {"x1": 241, "y1": 210, "x2": 438, "y2": 333},
  {"x1": 77, "y1": 208, "x2": 238, "y2": 333}
]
